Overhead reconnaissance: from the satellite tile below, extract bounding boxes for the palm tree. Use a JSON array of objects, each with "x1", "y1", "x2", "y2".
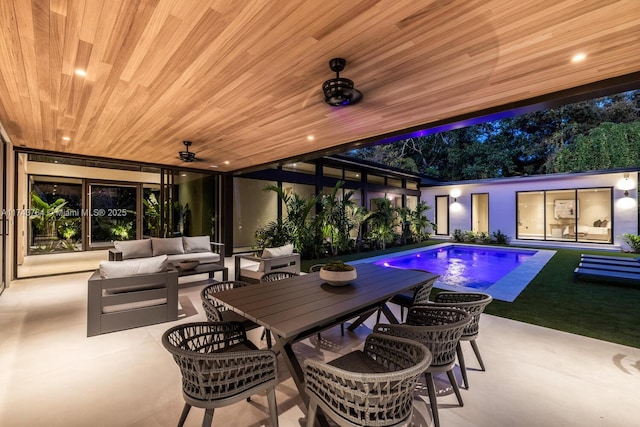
[
  {"x1": 319, "y1": 181, "x2": 356, "y2": 256},
  {"x1": 346, "y1": 204, "x2": 373, "y2": 252},
  {"x1": 410, "y1": 201, "x2": 436, "y2": 242},
  {"x1": 368, "y1": 198, "x2": 398, "y2": 250},
  {"x1": 263, "y1": 184, "x2": 318, "y2": 254}
]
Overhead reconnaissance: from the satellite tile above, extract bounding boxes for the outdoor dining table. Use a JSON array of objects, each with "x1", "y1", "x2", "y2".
[{"x1": 212, "y1": 262, "x2": 438, "y2": 426}]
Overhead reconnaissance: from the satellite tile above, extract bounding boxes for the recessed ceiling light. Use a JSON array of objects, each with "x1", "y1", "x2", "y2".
[
  {"x1": 571, "y1": 53, "x2": 586, "y2": 63},
  {"x1": 224, "y1": 161, "x2": 230, "y2": 165},
  {"x1": 307, "y1": 135, "x2": 314, "y2": 141},
  {"x1": 62, "y1": 136, "x2": 71, "y2": 141},
  {"x1": 181, "y1": 173, "x2": 187, "y2": 177},
  {"x1": 209, "y1": 165, "x2": 219, "y2": 168},
  {"x1": 75, "y1": 69, "x2": 87, "y2": 76}
]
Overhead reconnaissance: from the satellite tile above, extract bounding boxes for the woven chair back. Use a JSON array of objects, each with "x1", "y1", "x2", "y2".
[
  {"x1": 308, "y1": 264, "x2": 325, "y2": 273},
  {"x1": 376, "y1": 306, "x2": 470, "y2": 368},
  {"x1": 304, "y1": 333, "x2": 431, "y2": 426},
  {"x1": 260, "y1": 271, "x2": 298, "y2": 283},
  {"x1": 200, "y1": 281, "x2": 250, "y2": 322},
  {"x1": 433, "y1": 292, "x2": 493, "y2": 338},
  {"x1": 162, "y1": 322, "x2": 277, "y2": 401}
]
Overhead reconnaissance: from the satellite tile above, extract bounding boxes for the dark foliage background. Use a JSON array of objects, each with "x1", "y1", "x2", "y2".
[{"x1": 348, "y1": 90, "x2": 640, "y2": 181}]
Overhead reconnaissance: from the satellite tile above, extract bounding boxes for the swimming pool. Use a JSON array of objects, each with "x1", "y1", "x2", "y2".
[{"x1": 351, "y1": 243, "x2": 556, "y2": 302}]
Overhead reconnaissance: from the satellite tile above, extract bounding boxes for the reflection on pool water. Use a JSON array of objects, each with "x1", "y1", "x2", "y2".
[{"x1": 371, "y1": 245, "x2": 537, "y2": 290}]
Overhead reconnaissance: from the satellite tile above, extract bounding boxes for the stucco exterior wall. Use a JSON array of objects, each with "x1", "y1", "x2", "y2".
[{"x1": 421, "y1": 171, "x2": 638, "y2": 249}]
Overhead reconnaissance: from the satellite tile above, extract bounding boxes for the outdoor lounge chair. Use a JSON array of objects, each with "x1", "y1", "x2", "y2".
[
  {"x1": 574, "y1": 265, "x2": 640, "y2": 285},
  {"x1": 580, "y1": 254, "x2": 640, "y2": 267},
  {"x1": 578, "y1": 262, "x2": 640, "y2": 273}
]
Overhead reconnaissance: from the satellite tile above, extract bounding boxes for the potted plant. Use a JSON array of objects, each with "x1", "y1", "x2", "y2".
[{"x1": 319, "y1": 261, "x2": 357, "y2": 286}]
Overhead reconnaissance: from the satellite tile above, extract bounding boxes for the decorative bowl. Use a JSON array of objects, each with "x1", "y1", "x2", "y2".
[
  {"x1": 178, "y1": 260, "x2": 199, "y2": 271},
  {"x1": 319, "y1": 267, "x2": 357, "y2": 287}
]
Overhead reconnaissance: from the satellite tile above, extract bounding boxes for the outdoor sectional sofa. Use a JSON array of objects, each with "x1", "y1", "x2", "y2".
[
  {"x1": 87, "y1": 236, "x2": 224, "y2": 336},
  {"x1": 108, "y1": 236, "x2": 225, "y2": 269},
  {"x1": 87, "y1": 254, "x2": 178, "y2": 336}
]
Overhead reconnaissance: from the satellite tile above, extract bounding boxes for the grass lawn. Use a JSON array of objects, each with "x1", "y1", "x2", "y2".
[{"x1": 302, "y1": 242, "x2": 640, "y2": 349}]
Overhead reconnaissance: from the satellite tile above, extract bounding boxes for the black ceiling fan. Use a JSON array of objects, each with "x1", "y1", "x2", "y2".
[
  {"x1": 322, "y1": 58, "x2": 363, "y2": 106},
  {"x1": 178, "y1": 140, "x2": 200, "y2": 162}
]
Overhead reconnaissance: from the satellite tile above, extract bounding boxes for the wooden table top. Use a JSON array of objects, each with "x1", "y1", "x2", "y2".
[{"x1": 213, "y1": 263, "x2": 437, "y2": 340}]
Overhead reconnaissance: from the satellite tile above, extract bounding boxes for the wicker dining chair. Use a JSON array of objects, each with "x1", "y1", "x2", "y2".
[
  {"x1": 260, "y1": 271, "x2": 298, "y2": 283},
  {"x1": 162, "y1": 321, "x2": 278, "y2": 427},
  {"x1": 431, "y1": 291, "x2": 493, "y2": 389},
  {"x1": 378, "y1": 270, "x2": 439, "y2": 323},
  {"x1": 374, "y1": 306, "x2": 471, "y2": 427},
  {"x1": 200, "y1": 280, "x2": 271, "y2": 348},
  {"x1": 304, "y1": 333, "x2": 432, "y2": 427},
  {"x1": 308, "y1": 263, "x2": 325, "y2": 273}
]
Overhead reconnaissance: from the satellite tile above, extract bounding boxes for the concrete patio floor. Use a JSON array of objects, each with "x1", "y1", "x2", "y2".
[{"x1": 1, "y1": 264, "x2": 639, "y2": 427}]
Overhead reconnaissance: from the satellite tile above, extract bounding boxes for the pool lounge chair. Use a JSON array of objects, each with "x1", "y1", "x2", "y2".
[
  {"x1": 580, "y1": 254, "x2": 640, "y2": 267},
  {"x1": 574, "y1": 264, "x2": 640, "y2": 285}
]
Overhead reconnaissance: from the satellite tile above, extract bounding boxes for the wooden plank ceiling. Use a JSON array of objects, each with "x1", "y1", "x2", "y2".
[{"x1": 0, "y1": 0, "x2": 639, "y2": 173}]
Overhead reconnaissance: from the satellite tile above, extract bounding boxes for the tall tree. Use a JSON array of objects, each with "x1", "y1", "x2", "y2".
[{"x1": 348, "y1": 90, "x2": 640, "y2": 180}]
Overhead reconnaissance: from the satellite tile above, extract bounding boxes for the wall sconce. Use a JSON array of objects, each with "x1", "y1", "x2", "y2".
[
  {"x1": 619, "y1": 172, "x2": 635, "y2": 195},
  {"x1": 450, "y1": 189, "x2": 461, "y2": 203}
]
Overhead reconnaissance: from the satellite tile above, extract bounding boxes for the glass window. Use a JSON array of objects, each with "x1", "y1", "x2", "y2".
[
  {"x1": 282, "y1": 162, "x2": 315, "y2": 174},
  {"x1": 233, "y1": 178, "x2": 277, "y2": 250},
  {"x1": 323, "y1": 166, "x2": 343, "y2": 179},
  {"x1": 143, "y1": 185, "x2": 161, "y2": 238},
  {"x1": 29, "y1": 177, "x2": 83, "y2": 254},
  {"x1": 387, "y1": 178, "x2": 402, "y2": 188},
  {"x1": 548, "y1": 190, "x2": 576, "y2": 241},
  {"x1": 406, "y1": 195, "x2": 418, "y2": 211},
  {"x1": 344, "y1": 169, "x2": 361, "y2": 181},
  {"x1": 89, "y1": 184, "x2": 138, "y2": 247},
  {"x1": 577, "y1": 188, "x2": 612, "y2": 243},
  {"x1": 471, "y1": 193, "x2": 489, "y2": 233},
  {"x1": 367, "y1": 174, "x2": 385, "y2": 185},
  {"x1": 406, "y1": 181, "x2": 418, "y2": 190},
  {"x1": 174, "y1": 171, "x2": 216, "y2": 238},
  {"x1": 517, "y1": 191, "x2": 544, "y2": 240},
  {"x1": 435, "y1": 195, "x2": 449, "y2": 235},
  {"x1": 517, "y1": 188, "x2": 612, "y2": 243},
  {"x1": 282, "y1": 183, "x2": 317, "y2": 220}
]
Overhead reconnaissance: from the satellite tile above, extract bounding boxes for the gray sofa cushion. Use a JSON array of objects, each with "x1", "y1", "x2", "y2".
[
  {"x1": 182, "y1": 236, "x2": 211, "y2": 253},
  {"x1": 167, "y1": 253, "x2": 220, "y2": 264},
  {"x1": 99, "y1": 255, "x2": 168, "y2": 279},
  {"x1": 151, "y1": 237, "x2": 185, "y2": 256},
  {"x1": 113, "y1": 239, "x2": 153, "y2": 259}
]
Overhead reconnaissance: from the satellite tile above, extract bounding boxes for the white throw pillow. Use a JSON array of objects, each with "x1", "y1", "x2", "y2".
[
  {"x1": 182, "y1": 236, "x2": 211, "y2": 253},
  {"x1": 261, "y1": 247, "x2": 279, "y2": 258},
  {"x1": 99, "y1": 255, "x2": 168, "y2": 279},
  {"x1": 151, "y1": 237, "x2": 185, "y2": 256},
  {"x1": 262, "y1": 243, "x2": 294, "y2": 258},
  {"x1": 113, "y1": 239, "x2": 153, "y2": 259}
]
